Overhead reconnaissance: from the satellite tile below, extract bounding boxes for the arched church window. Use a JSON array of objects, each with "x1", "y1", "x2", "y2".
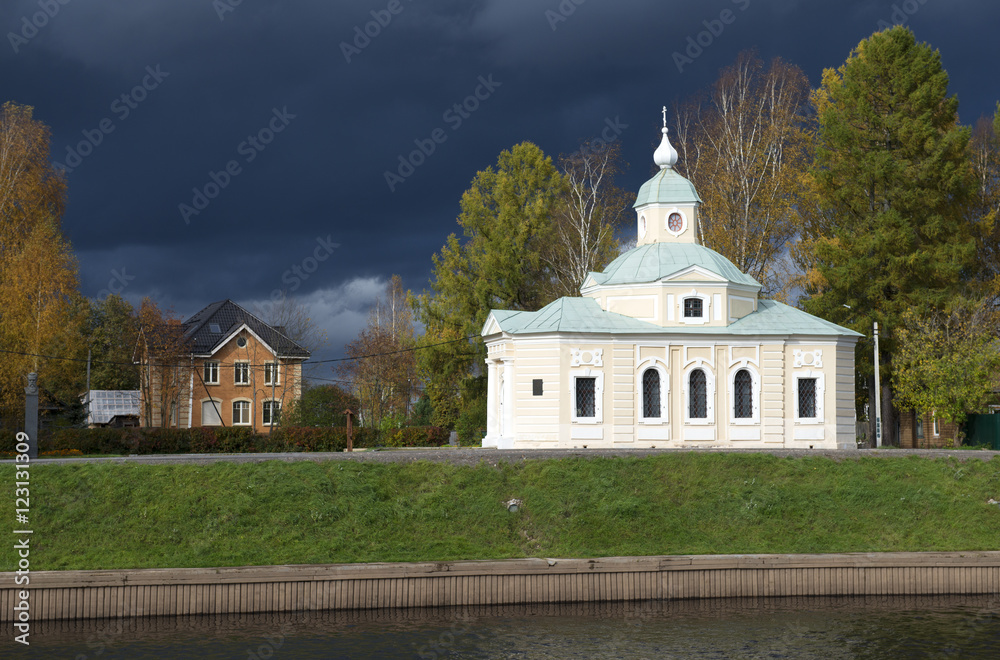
[
  {"x1": 642, "y1": 368, "x2": 661, "y2": 418},
  {"x1": 689, "y1": 369, "x2": 707, "y2": 419},
  {"x1": 734, "y1": 369, "x2": 753, "y2": 419}
]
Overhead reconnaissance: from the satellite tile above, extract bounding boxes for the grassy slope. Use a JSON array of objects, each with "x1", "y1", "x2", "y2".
[{"x1": 6, "y1": 453, "x2": 1000, "y2": 571}]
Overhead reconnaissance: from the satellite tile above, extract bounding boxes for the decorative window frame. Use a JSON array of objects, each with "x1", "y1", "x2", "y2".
[
  {"x1": 664, "y1": 207, "x2": 688, "y2": 236},
  {"x1": 232, "y1": 398, "x2": 252, "y2": 426},
  {"x1": 793, "y1": 370, "x2": 825, "y2": 424},
  {"x1": 264, "y1": 361, "x2": 280, "y2": 386},
  {"x1": 203, "y1": 361, "x2": 220, "y2": 385},
  {"x1": 262, "y1": 399, "x2": 281, "y2": 426},
  {"x1": 729, "y1": 365, "x2": 761, "y2": 425},
  {"x1": 234, "y1": 361, "x2": 251, "y2": 386},
  {"x1": 679, "y1": 290, "x2": 710, "y2": 325},
  {"x1": 636, "y1": 359, "x2": 669, "y2": 424},
  {"x1": 570, "y1": 368, "x2": 604, "y2": 425},
  {"x1": 682, "y1": 363, "x2": 715, "y2": 425},
  {"x1": 638, "y1": 213, "x2": 647, "y2": 239}
]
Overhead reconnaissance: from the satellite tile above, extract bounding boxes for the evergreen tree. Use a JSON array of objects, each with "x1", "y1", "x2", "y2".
[
  {"x1": 88, "y1": 295, "x2": 140, "y2": 391},
  {"x1": 799, "y1": 26, "x2": 976, "y2": 444},
  {"x1": 415, "y1": 142, "x2": 565, "y2": 428}
]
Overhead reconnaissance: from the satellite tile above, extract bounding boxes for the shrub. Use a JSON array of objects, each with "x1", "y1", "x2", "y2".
[
  {"x1": 382, "y1": 426, "x2": 450, "y2": 448},
  {"x1": 33, "y1": 424, "x2": 449, "y2": 456}
]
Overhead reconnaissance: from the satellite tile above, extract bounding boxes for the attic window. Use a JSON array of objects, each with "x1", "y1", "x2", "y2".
[
  {"x1": 209, "y1": 323, "x2": 221, "y2": 333},
  {"x1": 684, "y1": 298, "x2": 703, "y2": 318}
]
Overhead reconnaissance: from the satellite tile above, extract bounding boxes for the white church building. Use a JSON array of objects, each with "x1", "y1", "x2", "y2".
[{"x1": 481, "y1": 115, "x2": 862, "y2": 450}]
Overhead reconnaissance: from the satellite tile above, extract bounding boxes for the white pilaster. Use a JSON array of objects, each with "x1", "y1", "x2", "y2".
[{"x1": 483, "y1": 359, "x2": 499, "y2": 447}]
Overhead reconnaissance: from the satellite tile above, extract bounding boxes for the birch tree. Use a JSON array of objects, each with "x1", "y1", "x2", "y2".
[
  {"x1": 968, "y1": 106, "x2": 1000, "y2": 290},
  {"x1": 673, "y1": 50, "x2": 810, "y2": 297},
  {"x1": 340, "y1": 276, "x2": 417, "y2": 431},
  {"x1": 0, "y1": 102, "x2": 83, "y2": 420},
  {"x1": 542, "y1": 140, "x2": 630, "y2": 298},
  {"x1": 136, "y1": 299, "x2": 189, "y2": 428}
]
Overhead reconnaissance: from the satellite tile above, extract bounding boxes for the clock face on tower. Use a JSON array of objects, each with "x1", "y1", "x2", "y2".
[{"x1": 667, "y1": 212, "x2": 684, "y2": 232}]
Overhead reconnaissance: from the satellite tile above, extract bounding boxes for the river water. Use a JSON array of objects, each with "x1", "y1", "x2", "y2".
[{"x1": 15, "y1": 595, "x2": 999, "y2": 659}]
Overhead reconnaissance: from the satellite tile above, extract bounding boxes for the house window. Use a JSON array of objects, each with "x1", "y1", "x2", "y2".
[
  {"x1": 684, "y1": 298, "x2": 703, "y2": 318},
  {"x1": 642, "y1": 369, "x2": 661, "y2": 418},
  {"x1": 576, "y1": 377, "x2": 596, "y2": 418},
  {"x1": 734, "y1": 369, "x2": 753, "y2": 418},
  {"x1": 915, "y1": 415, "x2": 924, "y2": 440},
  {"x1": 264, "y1": 362, "x2": 280, "y2": 386},
  {"x1": 202, "y1": 399, "x2": 222, "y2": 426},
  {"x1": 933, "y1": 415, "x2": 940, "y2": 437},
  {"x1": 798, "y1": 378, "x2": 817, "y2": 419},
  {"x1": 232, "y1": 400, "x2": 251, "y2": 425},
  {"x1": 204, "y1": 361, "x2": 219, "y2": 384},
  {"x1": 263, "y1": 400, "x2": 281, "y2": 426},
  {"x1": 234, "y1": 361, "x2": 250, "y2": 385},
  {"x1": 689, "y1": 369, "x2": 707, "y2": 419}
]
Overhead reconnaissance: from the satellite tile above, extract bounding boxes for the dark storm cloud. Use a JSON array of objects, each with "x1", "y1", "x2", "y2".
[{"x1": 0, "y1": 0, "x2": 997, "y2": 361}]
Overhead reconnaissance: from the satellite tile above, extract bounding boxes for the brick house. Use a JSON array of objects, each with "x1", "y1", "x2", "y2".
[
  {"x1": 898, "y1": 411, "x2": 959, "y2": 448},
  {"x1": 139, "y1": 300, "x2": 310, "y2": 432}
]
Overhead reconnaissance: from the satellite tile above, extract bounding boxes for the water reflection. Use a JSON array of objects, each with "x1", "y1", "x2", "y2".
[{"x1": 17, "y1": 594, "x2": 1000, "y2": 659}]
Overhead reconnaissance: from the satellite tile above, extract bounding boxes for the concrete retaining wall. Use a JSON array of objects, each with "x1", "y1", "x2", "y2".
[{"x1": 4, "y1": 552, "x2": 999, "y2": 621}]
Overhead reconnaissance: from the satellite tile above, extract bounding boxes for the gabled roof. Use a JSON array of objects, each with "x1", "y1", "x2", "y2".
[
  {"x1": 484, "y1": 297, "x2": 862, "y2": 338},
  {"x1": 182, "y1": 299, "x2": 310, "y2": 358},
  {"x1": 586, "y1": 242, "x2": 761, "y2": 288}
]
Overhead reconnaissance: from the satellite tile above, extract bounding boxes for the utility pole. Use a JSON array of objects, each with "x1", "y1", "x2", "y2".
[{"x1": 874, "y1": 322, "x2": 882, "y2": 448}]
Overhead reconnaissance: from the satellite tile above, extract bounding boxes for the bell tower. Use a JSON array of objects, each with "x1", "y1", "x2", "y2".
[{"x1": 633, "y1": 107, "x2": 702, "y2": 246}]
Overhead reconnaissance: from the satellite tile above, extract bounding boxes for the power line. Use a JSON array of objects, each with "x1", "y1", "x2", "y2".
[{"x1": 0, "y1": 334, "x2": 483, "y2": 370}]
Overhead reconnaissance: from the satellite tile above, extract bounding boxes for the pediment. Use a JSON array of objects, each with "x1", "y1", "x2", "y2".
[
  {"x1": 662, "y1": 265, "x2": 728, "y2": 283},
  {"x1": 482, "y1": 314, "x2": 503, "y2": 336}
]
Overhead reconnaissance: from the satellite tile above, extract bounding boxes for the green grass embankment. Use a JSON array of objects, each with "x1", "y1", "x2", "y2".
[{"x1": 6, "y1": 453, "x2": 1000, "y2": 571}]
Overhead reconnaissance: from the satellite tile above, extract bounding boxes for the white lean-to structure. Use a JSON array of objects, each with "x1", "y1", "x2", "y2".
[{"x1": 482, "y1": 113, "x2": 862, "y2": 450}]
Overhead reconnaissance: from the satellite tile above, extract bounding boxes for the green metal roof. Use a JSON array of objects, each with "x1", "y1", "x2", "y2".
[
  {"x1": 484, "y1": 297, "x2": 862, "y2": 338},
  {"x1": 633, "y1": 167, "x2": 702, "y2": 208},
  {"x1": 587, "y1": 242, "x2": 761, "y2": 288}
]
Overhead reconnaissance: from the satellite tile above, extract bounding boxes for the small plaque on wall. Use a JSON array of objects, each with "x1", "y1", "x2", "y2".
[{"x1": 532, "y1": 379, "x2": 543, "y2": 396}]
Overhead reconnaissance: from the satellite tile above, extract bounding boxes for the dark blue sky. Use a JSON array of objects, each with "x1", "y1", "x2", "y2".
[{"x1": 1, "y1": 0, "x2": 997, "y2": 363}]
